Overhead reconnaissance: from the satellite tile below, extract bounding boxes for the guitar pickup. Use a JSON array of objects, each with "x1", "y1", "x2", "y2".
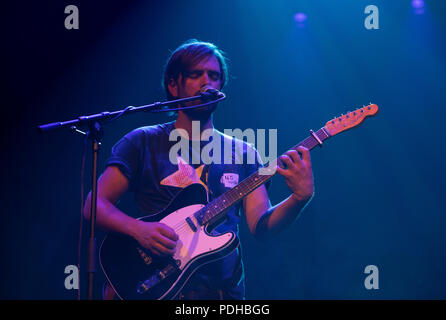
[
  {"x1": 136, "y1": 275, "x2": 158, "y2": 294},
  {"x1": 136, "y1": 262, "x2": 178, "y2": 294},
  {"x1": 136, "y1": 246, "x2": 153, "y2": 266},
  {"x1": 185, "y1": 217, "x2": 197, "y2": 232}
]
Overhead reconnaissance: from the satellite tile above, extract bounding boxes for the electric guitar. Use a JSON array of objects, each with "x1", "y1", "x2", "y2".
[{"x1": 99, "y1": 103, "x2": 379, "y2": 300}]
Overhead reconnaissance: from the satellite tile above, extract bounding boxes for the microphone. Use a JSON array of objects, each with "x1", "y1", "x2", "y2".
[{"x1": 200, "y1": 86, "x2": 224, "y2": 101}]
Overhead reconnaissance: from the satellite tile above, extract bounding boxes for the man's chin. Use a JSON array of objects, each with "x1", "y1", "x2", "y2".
[{"x1": 183, "y1": 104, "x2": 217, "y2": 122}]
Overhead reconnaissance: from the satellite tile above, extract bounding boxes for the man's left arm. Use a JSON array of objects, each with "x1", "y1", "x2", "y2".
[{"x1": 243, "y1": 147, "x2": 314, "y2": 240}]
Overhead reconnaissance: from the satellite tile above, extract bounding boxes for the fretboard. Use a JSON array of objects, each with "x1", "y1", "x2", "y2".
[{"x1": 194, "y1": 127, "x2": 331, "y2": 226}]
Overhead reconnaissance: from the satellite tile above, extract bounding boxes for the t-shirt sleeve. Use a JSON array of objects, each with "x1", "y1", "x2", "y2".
[{"x1": 105, "y1": 131, "x2": 141, "y2": 191}]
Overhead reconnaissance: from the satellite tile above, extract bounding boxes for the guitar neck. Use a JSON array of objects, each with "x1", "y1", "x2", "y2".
[{"x1": 194, "y1": 127, "x2": 331, "y2": 226}]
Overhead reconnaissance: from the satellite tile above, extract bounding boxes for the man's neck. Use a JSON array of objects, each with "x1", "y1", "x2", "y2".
[{"x1": 175, "y1": 111, "x2": 214, "y2": 140}]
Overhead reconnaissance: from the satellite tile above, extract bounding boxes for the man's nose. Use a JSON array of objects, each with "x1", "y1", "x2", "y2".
[{"x1": 200, "y1": 72, "x2": 211, "y2": 85}]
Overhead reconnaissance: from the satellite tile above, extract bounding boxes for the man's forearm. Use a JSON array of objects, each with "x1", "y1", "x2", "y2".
[
  {"x1": 83, "y1": 194, "x2": 139, "y2": 238},
  {"x1": 255, "y1": 193, "x2": 313, "y2": 240}
]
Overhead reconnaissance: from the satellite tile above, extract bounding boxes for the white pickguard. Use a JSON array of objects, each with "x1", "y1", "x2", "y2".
[{"x1": 160, "y1": 204, "x2": 233, "y2": 270}]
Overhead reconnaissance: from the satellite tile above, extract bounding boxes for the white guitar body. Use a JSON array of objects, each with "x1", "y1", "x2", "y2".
[{"x1": 160, "y1": 204, "x2": 234, "y2": 271}]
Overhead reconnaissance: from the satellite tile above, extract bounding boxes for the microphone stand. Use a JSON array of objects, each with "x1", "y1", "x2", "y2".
[{"x1": 38, "y1": 91, "x2": 225, "y2": 300}]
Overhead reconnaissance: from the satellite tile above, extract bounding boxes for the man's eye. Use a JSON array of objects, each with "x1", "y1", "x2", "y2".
[
  {"x1": 209, "y1": 72, "x2": 221, "y2": 81},
  {"x1": 188, "y1": 71, "x2": 202, "y2": 78}
]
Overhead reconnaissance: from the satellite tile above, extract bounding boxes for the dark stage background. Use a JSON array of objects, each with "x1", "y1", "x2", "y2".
[{"x1": 1, "y1": 0, "x2": 445, "y2": 299}]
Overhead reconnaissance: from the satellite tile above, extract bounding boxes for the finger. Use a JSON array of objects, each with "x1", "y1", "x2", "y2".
[
  {"x1": 285, "y1": 150, "x2": 302, "y2": 164},
  {"x1": 279, "y1": 155, "x2": 293, "y2": 169},
  {"x1": 296, "y1": 146, "x2": 311, "y2": 166},
  {"x1": 275, "y1": 165, "x2": 287, "y2": 176},
  {"x1": 152, "y1": 240, "x2": 176, "y2": 256},
  {"x1": 158, "y1": 224, "x2": 179, "y2": 241},
  {"x1": 154, "y1": 233, "x2": 177, "y2": 250},
  {"x1": 148, "y1": 244, "x2": 163, "y2": 256}
]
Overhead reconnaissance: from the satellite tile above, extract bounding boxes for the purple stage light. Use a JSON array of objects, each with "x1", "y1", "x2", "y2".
[
  {"x1": 411, "y1": 0, "x2": 424, "y2": 9},
  {"x1": 294, "y1": 12, "x2": 307, "y2": 23},
  {"x1": 411, "y1": 0, "x2": 425, "y2": 14},
  {"x1": 293, "y1": 12, "x2": 307, "y2": 28}
]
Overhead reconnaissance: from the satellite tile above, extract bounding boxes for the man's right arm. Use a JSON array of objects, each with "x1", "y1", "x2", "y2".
[{"x1": 83, "y1": 166, "x2": 178, "y2": 256}]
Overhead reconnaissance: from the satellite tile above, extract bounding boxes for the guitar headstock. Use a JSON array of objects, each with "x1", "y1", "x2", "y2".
[{"x1": 324, "y1": 104, "x2": 378, "y2": 136}]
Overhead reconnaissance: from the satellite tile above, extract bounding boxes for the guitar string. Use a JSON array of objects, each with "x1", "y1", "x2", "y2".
[
  {"x1": 169, "y1": 150, "x2": 270, "y2": 231},
  {"x1": 170, "y1": 168, "x2": 257, "y2": 231},
  {"x1": 168, "y1": 132, "x2": 321, "y2": 231},
  {"x1": 172, "y1": 175, "x2": 296, "y2": 234},
  {"x1": 170, "y1": 168, "x2": 302, "y2": 234},
  {"x1": 170, "y1": 164, "x2": 273, "y2": 232},
  {"x1": 147, "y1": 131, "x2": 329, "y2": 255}
]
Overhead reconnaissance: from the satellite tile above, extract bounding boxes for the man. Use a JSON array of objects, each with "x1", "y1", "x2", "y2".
[{"x1": 84, "y1": 39, "x2": 314, "y2": 300}]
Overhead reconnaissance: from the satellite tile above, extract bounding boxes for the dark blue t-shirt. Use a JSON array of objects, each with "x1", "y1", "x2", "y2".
[{"x1": 105, "y1": 121, "x2": 268, "y2": 299}]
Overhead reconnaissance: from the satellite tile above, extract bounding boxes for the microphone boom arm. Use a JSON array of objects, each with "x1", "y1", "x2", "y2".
[{"x1": 37, "y1": 91, "x2": 226, "y2": 133}]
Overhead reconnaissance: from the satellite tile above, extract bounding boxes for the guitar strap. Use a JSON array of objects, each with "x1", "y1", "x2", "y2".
[{"x1": 202, "y1": 163, "x2": 214, "y2": 202}]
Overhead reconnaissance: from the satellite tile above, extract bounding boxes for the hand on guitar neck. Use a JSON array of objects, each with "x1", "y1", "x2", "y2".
[{"x1": 276, "y1": 146, "x2": 314, "y2": 203}]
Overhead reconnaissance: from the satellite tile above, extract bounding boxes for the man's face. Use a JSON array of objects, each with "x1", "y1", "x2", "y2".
[{"x1": 168, "y1": 54, "x2": 222, "y2": 121}]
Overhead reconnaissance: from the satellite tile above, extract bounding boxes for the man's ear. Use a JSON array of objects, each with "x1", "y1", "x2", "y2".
[{"x1": 167, "y1": 78, "x2": 179, "y2": 98}]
